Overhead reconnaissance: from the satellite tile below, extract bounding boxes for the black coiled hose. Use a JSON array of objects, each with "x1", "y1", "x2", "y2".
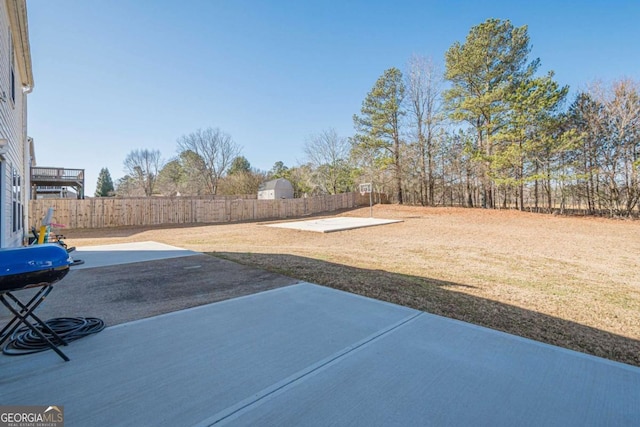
[{"x1": 2, "y1": 317, "x2": 105, "y2": 356}]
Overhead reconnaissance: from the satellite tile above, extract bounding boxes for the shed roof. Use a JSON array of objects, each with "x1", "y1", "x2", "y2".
[{"x1": 259, "y1": 178, "x2": 292, "y2": 191}]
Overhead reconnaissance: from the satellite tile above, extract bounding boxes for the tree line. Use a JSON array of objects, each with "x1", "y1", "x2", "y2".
[{"x1": 97, "y1": 18, "x2": 639, "y2": 217}]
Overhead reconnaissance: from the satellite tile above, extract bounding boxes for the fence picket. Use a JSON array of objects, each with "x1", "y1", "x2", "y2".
[{"x1": 29, "y1": 194, "x2": 358, "y2": 229}]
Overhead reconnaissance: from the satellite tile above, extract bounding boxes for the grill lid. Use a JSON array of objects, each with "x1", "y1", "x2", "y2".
[{"x1": 0, "y1": 244, "x2": 73, "y2": 291}]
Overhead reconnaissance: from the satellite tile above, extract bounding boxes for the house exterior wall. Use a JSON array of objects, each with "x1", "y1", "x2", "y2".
[{"x1": 0, "y1": 0, "x2": 32, "y2": 248}]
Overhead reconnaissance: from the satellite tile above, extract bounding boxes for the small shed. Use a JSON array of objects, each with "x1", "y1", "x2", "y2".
[{"x1": 258, "y1": 178, "x2": 294, "y2": 200}]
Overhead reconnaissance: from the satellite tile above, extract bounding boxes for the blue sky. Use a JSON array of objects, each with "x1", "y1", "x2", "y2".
[{"x1": 27, "y1": 0, "x2": 640, "y2": 195}]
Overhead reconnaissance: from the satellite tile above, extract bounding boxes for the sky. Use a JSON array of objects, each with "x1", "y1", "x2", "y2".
[{"x1": 26, "y1": 0, "x2": 640, "y2": 196}]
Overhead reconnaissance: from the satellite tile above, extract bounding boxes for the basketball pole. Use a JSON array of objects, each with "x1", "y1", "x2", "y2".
[{"x1": 360, "y1": 182, "x2": 373, "y2": 218}]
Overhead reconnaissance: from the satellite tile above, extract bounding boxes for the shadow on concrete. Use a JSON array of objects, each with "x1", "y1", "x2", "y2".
[
  {"x1": 212, "y1": 251, "x2": 640, "y2": 367},
  {"x1": 0, "y1": 254, "x2": 298, "y2": 327}
]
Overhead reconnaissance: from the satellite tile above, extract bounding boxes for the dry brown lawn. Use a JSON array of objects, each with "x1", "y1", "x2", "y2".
[{"x1": 65, "y1": 205, "x2": 640, "y2": 366}]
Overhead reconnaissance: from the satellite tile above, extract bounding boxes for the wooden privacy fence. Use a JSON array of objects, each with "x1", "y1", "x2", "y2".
[{"x1": 29, "y1": 193, "x2": 357, "y2": 229}]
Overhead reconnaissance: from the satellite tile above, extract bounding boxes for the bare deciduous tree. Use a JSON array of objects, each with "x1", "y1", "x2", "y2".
[
  {"x1": 405, "y1": 54, "x2": 444, "y2": 205},
  {"x1": 177, "y1": 127, "x2": 241, "y2": 195},
  {"x1": 304, "y1": 128, "x2": 352, "y2": 194},
  {"x1": 123, "y1": 149, "x2": 163, "y2": 196},
  {"x1": 583, "y1": 79, "x2": 640, "y2": 215}
]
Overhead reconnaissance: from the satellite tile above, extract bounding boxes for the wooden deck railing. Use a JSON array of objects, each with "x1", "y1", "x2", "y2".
[{"x1": 31, "y1": 167, "x2": 84, "y2": 182}]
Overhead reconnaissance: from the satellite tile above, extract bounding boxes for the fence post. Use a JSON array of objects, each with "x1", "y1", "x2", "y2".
[{"x1": 29, "y1": 194, "x2": 363, "y2": 229}]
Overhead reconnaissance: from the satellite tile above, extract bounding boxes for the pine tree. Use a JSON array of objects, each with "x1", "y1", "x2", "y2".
[
  {"x1": 228, "y1": 156, "x2": 251, "y2": 175},
  {"x1": 353, "y1": 67, "x2": 406, "y2": 204},
  {"x1": 445, "y1": 18, "x2": 539, "y2": 208},
  {"x1": 95, "y1": 167, "x2": 114, "y2": 197}
]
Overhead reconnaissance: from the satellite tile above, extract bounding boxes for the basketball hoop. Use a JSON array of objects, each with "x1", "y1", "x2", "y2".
[{"x1": 359, "y1": 183, "x2": 372, "y2": 196}]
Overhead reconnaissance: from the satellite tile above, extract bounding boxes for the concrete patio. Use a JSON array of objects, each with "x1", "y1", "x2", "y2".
[
  {"x1": 1, "y1": 243, "x2": 638, "y2": 426},
  {"x1": 263, "y1": 216, "x2": 402, "y2": 233}
]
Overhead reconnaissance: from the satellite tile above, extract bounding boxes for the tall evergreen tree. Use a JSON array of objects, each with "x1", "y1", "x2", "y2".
[
  {"x1": 492, "y1": 72, "x2": 569, "y2": 209},
  {"x1": 445, "y1": 18, "x2": 539, "y2": 208},
  {"x1": 156, "y1": 159, "x2": 187, "y2": 196},
  {"x1": 353, "y1": 67, "x2": 406, "y2": 204},
  {"x1": 228, "y1": 156, "x2": 252, "y2": 175},
  {"x1": 268, "y1": 161, "x2": 289, "y2": 179},
  {"x1": 95, "y1": 167, "x2": 114, "y2": 197}
]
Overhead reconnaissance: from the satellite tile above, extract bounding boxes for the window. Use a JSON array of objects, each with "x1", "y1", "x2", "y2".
[{"x1": 12, "y1": 166, "x2": 22, "y2": 233}]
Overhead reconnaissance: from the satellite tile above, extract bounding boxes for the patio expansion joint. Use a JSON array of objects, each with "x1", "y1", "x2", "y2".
[{"x1": 197, "y1": 310, "x2": 424, "y2": 426}]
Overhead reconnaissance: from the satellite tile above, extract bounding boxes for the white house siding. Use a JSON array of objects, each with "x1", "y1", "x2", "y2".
[{"x1": 0, "y1": 1, "x2": 31, "y2": 248}]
